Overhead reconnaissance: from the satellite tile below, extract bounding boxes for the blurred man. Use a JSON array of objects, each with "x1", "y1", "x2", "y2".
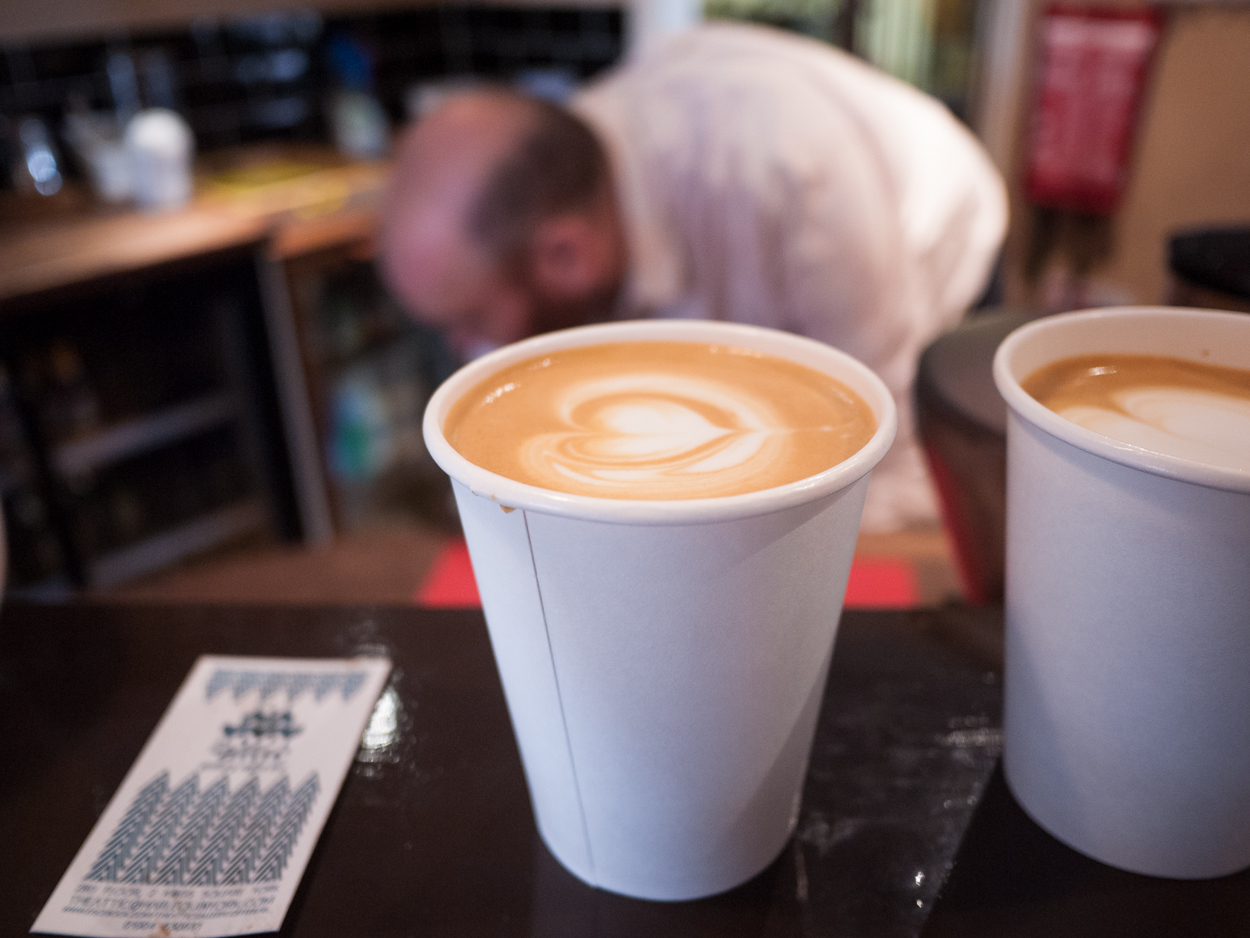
[{"x1": 382, "y1": 22, "x2": 1007, "y2": 531}]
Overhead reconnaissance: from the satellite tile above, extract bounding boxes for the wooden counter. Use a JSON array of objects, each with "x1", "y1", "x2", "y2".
[
  {"x1": 0, "y1": 205, "x2": 268, "y2": 305},
  {"x1": 0, "y1": 156, "x2": 390, "y2": 306}
]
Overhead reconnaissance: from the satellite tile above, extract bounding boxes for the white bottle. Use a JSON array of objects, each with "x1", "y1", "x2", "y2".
[
  {"x1": 328, "y1": 91, "x2": 389, "y2": 161},
  {"x1": 124, "y1": 108, "x2": 194, "y2": 211}
]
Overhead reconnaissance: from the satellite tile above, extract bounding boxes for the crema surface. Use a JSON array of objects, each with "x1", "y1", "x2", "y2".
[
  {"x1": 445, "y1": 341, "x2": 877, "y2": 499},
  {"x1": 1023, "y1": 353, "x2": 1250, "y2": 472}
]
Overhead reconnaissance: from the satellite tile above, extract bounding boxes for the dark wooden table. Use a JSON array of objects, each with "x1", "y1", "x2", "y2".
[{"x1": 2, "y1": 602, "x2": 1246, "y2": 937}]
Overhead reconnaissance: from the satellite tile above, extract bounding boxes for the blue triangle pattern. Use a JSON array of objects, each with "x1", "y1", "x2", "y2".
[
  {"x1": 220, "y1": 776, "x2": 290, "y2": 885},
  {"x1": 188, "y1": 776, "x2": 259, "y2": 886},
  {"x1": 86, "y1": 768, "x2": 324, "y2": 887},
  {"x1": 205, "y1": 670, "x2": 368, "y2": 703},
  {"x1": 120, "y1": 774, "x2": 197, "y2": 883},
  {"x1": 255, "y1": 774, "x2": 320, "y2": 883},
  {"x1": 86, "y1": 772, "x2": 168, "y2": 882},
  {"x1": 154, "y1": 776, "x2": 229, "y2": 885}
]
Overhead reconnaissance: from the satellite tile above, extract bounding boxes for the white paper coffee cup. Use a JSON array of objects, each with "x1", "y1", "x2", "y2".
[
  {"x1": 994, "y1": 307, "x2": 1250, "y2": 879},
  {"x1": 423, "y1": 319, "x2": 896, "y2": 900}
]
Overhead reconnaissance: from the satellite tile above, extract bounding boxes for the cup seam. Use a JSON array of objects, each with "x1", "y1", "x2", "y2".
[{"x1": 522, "y1": 510, "x2": 599, "y2": 886}]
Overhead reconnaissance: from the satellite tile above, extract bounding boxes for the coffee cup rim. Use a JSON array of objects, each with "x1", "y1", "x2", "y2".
[
  {"x1": 422, "y1": 319, "x2": 898, "y2": 525},
  {"x1": 993, "y1": 306, "x2": 1250, "y2": 493}
]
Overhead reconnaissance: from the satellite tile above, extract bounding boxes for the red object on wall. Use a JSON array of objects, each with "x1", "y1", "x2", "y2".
[{"x1": 1025, "y1": 6, "x2": 1165, "y2": 215}]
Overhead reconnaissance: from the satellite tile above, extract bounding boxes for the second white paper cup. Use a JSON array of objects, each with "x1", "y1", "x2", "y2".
[
  {"x1": 994, "y1": 307, "x2": 1250, "y2": 879},
  {"x1": 423, "y1": 320, "x2": 896, "y2": 900}
]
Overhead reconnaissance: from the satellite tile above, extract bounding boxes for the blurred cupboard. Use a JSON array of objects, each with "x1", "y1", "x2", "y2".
[
  {"x1": 0, "y1": 241, "x2": 296, "y2": 595},
  {"x1": 0, "y1": 161, "x2": 463, "y2": 597}
]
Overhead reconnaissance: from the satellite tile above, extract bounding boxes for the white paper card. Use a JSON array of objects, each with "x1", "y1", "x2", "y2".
[{"x1": 32, "y1": 655, "x2": 392, "y2": 938}]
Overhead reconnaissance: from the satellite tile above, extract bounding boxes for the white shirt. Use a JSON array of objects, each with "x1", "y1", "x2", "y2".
[{"x1": 572, "y1": 22, "x2": 1008, "y2": 531}]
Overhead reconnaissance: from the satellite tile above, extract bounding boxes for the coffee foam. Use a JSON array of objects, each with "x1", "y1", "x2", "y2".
[
  {"x1": 1056, "y1": 389, "x2": 1250, "y2": 471},
  {"x1": 445, "y1": 341, "x2": 877, "y2": 500},
  {"x1": 1023, "y1": 355, "x2": 1250, "y2": 473}
]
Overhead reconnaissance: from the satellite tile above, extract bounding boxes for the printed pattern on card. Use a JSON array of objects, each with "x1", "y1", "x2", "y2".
[{"x1": 32, "y1": 655, "x2": 391, "y2": 938}]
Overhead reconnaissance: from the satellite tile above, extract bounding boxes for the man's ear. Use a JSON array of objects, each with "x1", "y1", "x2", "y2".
[{"x1": 528, "y1": 214, "x2": 609, "y2": 300}]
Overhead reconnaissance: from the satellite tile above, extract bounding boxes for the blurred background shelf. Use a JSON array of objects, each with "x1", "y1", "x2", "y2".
[
  {"x1": 0, "y1": 240, "x2": 299, "y2": 593},
  {"x1": 52, "y1": 392, "x2": 238, "y2": 477},
  {"x1": 87, "y1": 498, "x2": 267, "y2": 588}
]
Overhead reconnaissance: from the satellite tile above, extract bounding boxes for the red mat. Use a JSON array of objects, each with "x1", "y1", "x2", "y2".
[
  {"x1": 416, "y1": 538, "x2": 918, "y2": 610},
  {"x1": 414, "y1": 538, "x2": 480, "y2": 608}
]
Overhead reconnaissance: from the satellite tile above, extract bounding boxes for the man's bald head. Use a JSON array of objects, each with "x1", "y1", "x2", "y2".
[
  {"x1": 381, "y1": 89, "x2": 621, "y2": 354},
  {"x1": 381, "y1": 91, "x2": 535, "y2": 329}
]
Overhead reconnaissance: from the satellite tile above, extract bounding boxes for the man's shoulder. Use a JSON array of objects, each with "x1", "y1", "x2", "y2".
[
  {"x1": 645, "y1": 20, "x2": 847, "y2": 61},
  {"x1": 585, "y1": 21, "x2": 866, "y2": 89},
  {"x1": 575, "y1": 21, "x2": 944, "y2": 135}
]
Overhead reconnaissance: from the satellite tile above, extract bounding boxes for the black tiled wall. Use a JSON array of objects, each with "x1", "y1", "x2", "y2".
[{"x1": 0, "y1": 5, "x2": 623, "y2": 181}]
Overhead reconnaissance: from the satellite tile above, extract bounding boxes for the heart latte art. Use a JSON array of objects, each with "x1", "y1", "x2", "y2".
[
  {"x1": 1023, "y1": 353, "x2": 1250, "y2": 472},
  {"x1": 444, "y1": 341, "x2": 877, "y2": 499}
]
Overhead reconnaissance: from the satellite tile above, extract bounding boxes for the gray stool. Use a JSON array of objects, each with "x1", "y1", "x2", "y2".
[
  {"x1": 915, "y1": 310, "x2": 1039, "y2": 604},
  {"x1": 1168, "y1": 227, "x2": 1250, "y2": 313}
]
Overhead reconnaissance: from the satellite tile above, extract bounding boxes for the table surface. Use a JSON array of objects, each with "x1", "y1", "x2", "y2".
[{"x1": 1, "y1": 601, "x2": 1246, "y2": 938}]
